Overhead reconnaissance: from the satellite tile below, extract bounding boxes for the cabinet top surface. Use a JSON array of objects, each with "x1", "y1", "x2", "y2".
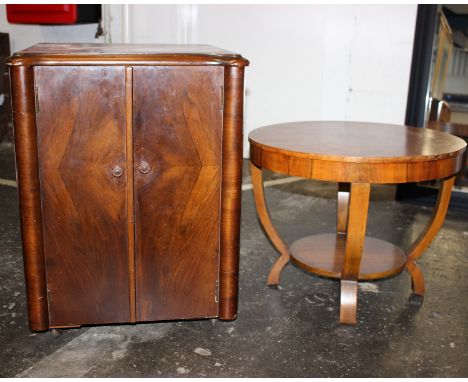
[
  {"x1": 7, "y1": 43, "x2": 249, "y2": 67},
  {"x1": 249, "y1": 121, "x2": 467, "y2": 164}
]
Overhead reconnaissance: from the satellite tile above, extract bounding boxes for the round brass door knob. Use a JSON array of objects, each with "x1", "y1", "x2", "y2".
[
  {"x1": 139, "y1": 161, "x2": 151, "y2": 174},
  {"x1": 111, "y1": 165, "x2": 123, "y2": 177}
]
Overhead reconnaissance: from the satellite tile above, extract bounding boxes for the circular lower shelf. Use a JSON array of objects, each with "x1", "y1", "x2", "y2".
[{"x1": 290, "y1": 233, "x2": 407, "y2": 280}]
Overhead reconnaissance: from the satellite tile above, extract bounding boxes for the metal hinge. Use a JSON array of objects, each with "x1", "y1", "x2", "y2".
[
  {"x1": 215, "y1": 280, "x2": 219, "y2": 303},
  {"x1": 220, "y1": 86, "x2": 224, "y2": 110},
  {"x1": 34, "y1": 86, "x2": 40, "y2": 113}
]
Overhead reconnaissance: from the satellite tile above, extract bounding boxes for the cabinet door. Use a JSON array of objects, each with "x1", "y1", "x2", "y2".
[
  {"x1": 35, "y1": 66, "x2": 130, "y2": 326},
  {"x1": 133, "y1": 66, "x2": 223, "y2": 321}
]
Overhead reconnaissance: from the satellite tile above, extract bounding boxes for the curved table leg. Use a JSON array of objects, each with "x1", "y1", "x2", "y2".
[
  {"x1": 337, "y1": 183, "x2": 350, "y2": 234},
  {"x1": 405, "y1": 176, "x2": 455, "y2": 304},
  {"x1": 250, "y1": 162, "x2": 290, "y2": 286},
  {"x1": 340, "y1": 183, "x2": 371, "y2": 324}
]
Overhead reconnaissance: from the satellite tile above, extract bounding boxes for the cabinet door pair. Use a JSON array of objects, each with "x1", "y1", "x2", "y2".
[{"x1": 35, "y1": 66, "x2": 223, "y2": 327}]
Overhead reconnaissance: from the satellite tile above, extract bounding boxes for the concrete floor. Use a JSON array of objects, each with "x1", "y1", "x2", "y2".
[{"x1": 0, "y1": 143, "x2": 467, "y2": 377}]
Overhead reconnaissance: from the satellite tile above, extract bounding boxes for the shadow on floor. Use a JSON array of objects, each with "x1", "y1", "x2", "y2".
[{"x1": 1, "y1": 146, "x2": 467, "y2": 377}]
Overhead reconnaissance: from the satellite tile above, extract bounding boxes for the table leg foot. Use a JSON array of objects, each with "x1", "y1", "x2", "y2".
[
  {"x1": 250, "y1": 162, "x2": 290, "y2": 286},
  {"x1": 406, "y1": 260, "x2": 425, "y2": 296},
  {"x1": 405, "y1": 260, "x2": 425, "y2": 307},
  {"x1": 408, "y1": 293, "x2": 425, "y2": 307},
  {"x1": 404, "y1": 176, "x2": 454, "y2": 305},
  {"x1": 406, "y1": 176, "x2": 455, "y2": 265},
  {"x1": 267, "y1": 253, "x2": 290, "y2": 286},
  {"x1": 340, "y1": 280, "x2": 358, "y2": 324}
]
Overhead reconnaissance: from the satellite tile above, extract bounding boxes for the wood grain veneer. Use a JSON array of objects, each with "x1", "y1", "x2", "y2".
[
  {"x1": 249, "y1": 121, "x2": 465, "y2": 324},
  {"x1": 219, "y1": 66, "x2": 246, "y2": 320},
  {"x1": 290, "y1": 234, "x2": 407, "y2": 280},
  {"x1": 10, "y1": 65, "x2": 49, "y2": 331},
  {"x1": 8, "y1": 44, "x2": 248, "y2": 331},
  {"x1": 133, "y1": 66, "x2": 223, "y2": 321},
  {"x1": 249, "y1": 122, "x2": 466, "y2": 183},
  {"x1": 7, "y1": 43, "x2": 249, "y2": 67},
  {"x1": 35, "y1": 66, "x2": 130, "y2": 326},
  {"x1": 125, "y1": 67, "x2": 136, "y2": 323}
]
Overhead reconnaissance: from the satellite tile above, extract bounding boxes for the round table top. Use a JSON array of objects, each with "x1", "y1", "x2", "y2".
[
  {"x1": 249, "y1": 121, "x2": 467, "y2": 183},
  {"x1": 248, "y1": 121, "x2": 466, "y2": 163}
]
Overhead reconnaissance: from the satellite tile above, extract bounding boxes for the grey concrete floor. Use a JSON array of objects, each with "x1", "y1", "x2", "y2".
[{"x1": 0, "y1": 143, "x2": 467, "y2": 377}]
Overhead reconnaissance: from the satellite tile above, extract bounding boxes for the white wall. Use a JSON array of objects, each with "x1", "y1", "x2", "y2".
[
  {"x1": 0, "y1": 4, "x2": 418, "y2": 157},
  {"x1": 321, "y1": 5, "x2": 417, "y2": 123},
  {"x1": 196, "y1": 5, "x2": 328, "y2": 147},
  {"x1": 0, "y1": 5, "x2": 104, "y2": 52},
  {"x1": 121, "y1": 4, "x2": 417, "y2": 156}
]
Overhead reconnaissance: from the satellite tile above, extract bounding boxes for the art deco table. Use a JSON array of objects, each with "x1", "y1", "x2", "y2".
[{"x1": 249, "y1": 121, "x2": 466, "y2": 324}]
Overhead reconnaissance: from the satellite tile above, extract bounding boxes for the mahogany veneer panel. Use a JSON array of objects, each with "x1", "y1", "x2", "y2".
[
  {"x1": 8, "y1": 44, "x2": 248, "y2": 331},
  {"x1": 35, "y1": 66, "x2": 130, "y2": 326},
  {"x1": 133, "y1": 67, "x2": 223, "y2": 321}
]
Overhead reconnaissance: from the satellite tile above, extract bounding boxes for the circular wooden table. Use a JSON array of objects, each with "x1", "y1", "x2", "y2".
[{"x1": 249, "y1": 121, "x2": 467, "y2": 324}]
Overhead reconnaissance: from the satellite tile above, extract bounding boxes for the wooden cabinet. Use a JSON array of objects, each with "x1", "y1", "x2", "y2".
[{"x1": 7, "y1": 44, "x2": 248, "y2": 331}]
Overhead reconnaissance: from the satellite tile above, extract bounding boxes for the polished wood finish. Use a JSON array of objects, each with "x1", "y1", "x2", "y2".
[
  {"x1": 133, "y1": 66, "x2": 222, "y2": 321},
  {"x1": 337, "y1": 183, "x2": 350, "y2": 234},
  {"x1": 125, "y1": 67, "x2": 136, "y2": 323},
  {"x1": 10, "y1": 65, "x2": 48, "y2": 331},
  {"x1": 341, "y1": 184, "x2": 370, "y2": 279},
  {"x1": 290, "y1": 234, "x2": 407, "y2": 279},
  {"x1": 35, "y1": 66, "x2": 130, "y2": 326},
  {"x1": 9, "y1": 44, "x2": 248, "y2": 330},
  {"x1": 407, "y1": 176, "x2": 455, "y2": 263},
  {"x1": 340, "y1": 280, "x2": 358, "y2": 325},
  {"x1": 249, "y1": 122, "x2": 466, "y2": 183},
  {"x1": 249, "y1": 121, "x2": 466, "y2": 324},
  {"x1": 249, "y1": 122, "x2": 465, "y2": 163},
  {"x1": 340, "y1": 183, "x2": 370, "y2": 324},
  {"x1": 426, "y1": 121, "x2": 468, "y2": 188},
  {"x1": 219, "y1": 66, "x2": 246, "y2": 320},
  {"x1": 250, "y1": 162, "x2": 290, "y2": 286},
  {"x1": 7, "y1": 43, "x2": 249, "y2": 68},
  {"x1": 406, "y1": 260, "x2": 425, "y2": 297},
  {"x1": 405, "y1": 176, "x2": 455, "y2": 297}
]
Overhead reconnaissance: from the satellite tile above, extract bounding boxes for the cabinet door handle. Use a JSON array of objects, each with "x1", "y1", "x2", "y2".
[
  {"x1": 138, "y1": 161, "x2": 151, "y2": 174},
  {"x1": 111, "y1": 165, "x2": 123, "y2": 178}
]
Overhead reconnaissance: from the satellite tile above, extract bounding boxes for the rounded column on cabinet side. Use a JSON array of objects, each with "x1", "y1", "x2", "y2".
[
  {"x1": 10, "y1": 65, "x2": 49, "y2": 331},
  {"x1": 219, "y1": 65, "x2": 245, "y2": 320}
]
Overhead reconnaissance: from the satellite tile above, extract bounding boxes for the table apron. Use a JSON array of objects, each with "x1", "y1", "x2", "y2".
[{"x1": 250, "y1": 146, "x2": 463, "y2": 183}]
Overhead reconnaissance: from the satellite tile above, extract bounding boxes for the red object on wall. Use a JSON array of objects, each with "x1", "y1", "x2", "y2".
[
  {"x1": 7, "y1": 5, "x2": 78, "y2": 24},
  {"x1": 6, "y1": 5, "x2": 100, "y2": 25}
]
